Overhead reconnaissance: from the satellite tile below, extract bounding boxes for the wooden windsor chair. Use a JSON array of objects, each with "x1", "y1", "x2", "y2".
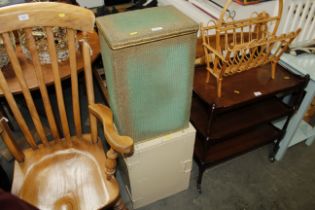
[{"x1": 0, "y1": 2, "x2": 133, "y2": 210}]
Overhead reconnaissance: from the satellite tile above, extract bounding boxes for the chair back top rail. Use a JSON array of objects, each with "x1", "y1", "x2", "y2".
[{"x1": 0, "y1": 2, "x2": 94, "y2": 33}]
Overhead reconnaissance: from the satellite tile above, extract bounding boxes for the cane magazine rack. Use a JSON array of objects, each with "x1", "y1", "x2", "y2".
[{"x1": 200, "y1": 0, "x2": 300, "y2": 97}]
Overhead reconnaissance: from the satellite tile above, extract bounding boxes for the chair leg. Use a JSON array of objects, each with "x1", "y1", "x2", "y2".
[
  {"x1": 0, "y1": 164, "x2": 11, "y2": 192},
  {"x1": 113, "y1": 197, "x2": 128, "y2": 210},
  {"x1": 0, "y1": 99, "x2": 14, "y2": 130}
]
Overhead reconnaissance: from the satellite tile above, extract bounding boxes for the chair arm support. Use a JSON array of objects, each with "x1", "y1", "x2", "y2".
[
  {"x1": 0, "y1": 118, "x2": 24, "y2": 162},
  {"x1": 88, "y1": 104, "x2": 133, "y2": 155}
]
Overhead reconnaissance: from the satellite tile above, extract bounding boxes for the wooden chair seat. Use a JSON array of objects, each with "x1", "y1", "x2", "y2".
[{"x1": 11, "y1": 135, "x2": 118, "y2": 210}]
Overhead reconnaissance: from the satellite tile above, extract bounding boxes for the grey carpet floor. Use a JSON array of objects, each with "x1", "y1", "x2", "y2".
[{"x1": 120, "y1": 142, "x2": 315, "y2": 210}]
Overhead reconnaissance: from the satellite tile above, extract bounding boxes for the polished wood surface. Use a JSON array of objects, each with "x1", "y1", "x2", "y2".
[
  {"x1": 194, "y1": 124, "x2": 281, "y2": 163},
  {"x1": 0, "y1": 2, "x2": 132, "y2": 209},
  {"x1": 0, "y1": 69, "x2": 38, "y2": 149},
  {"x1": 25, "y1": 27, "x2": 60, "y2": 141},
  {"x1": 0, "y1": 31, "x2": 99, "y2": 95},
  {"x1": 83, "y1": 41, "x2": 98, "y2": 144},
  {"x1": 12, "y1": 135, "x2": 117, "y2": 210},
  {"x1": 2, "y1": 31, "x2": 49, "y2": 145},
  {"x1": 191, "y1": 95, "x2": 291, "y2": 140},
  {"x1": 193, "y1": 64, "x2": 306, "y2": 108},
  {"x1": 68, "y1": 29, "x2": 82, "y2": 138},
  {"x1": 89, "y1": 104, "x2": 133, "y2": 154}
]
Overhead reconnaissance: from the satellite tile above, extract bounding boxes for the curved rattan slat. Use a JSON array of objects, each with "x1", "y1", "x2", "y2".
[{"x1": 200, "y1": 0, "x2": 300, "y2": 97}]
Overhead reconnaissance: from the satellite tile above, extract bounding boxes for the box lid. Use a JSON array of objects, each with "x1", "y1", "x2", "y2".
[{"x1": 96, "y1": 6, "x2": 198, "y2": 50}]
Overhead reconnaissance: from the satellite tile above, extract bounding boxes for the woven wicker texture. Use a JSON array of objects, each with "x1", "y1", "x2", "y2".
[
  {"x1": 200, "y1": 0, "x2": 300, "y2": 97},
  {"x1": 97, "y1": 6, "x2": 198, "y2": 142},
  {"x1": 96, "y1": 6, "x2": 198, "y2": 49}
]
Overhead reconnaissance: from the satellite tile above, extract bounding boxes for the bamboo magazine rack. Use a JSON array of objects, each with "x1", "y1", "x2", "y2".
[{"x1": 200, "y1": 0, "x2": 300, "y2": 97}]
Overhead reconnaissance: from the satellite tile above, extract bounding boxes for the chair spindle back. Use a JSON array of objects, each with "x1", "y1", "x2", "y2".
[{"x1": 0, "y1": 3, "x2": 97, "y2": 158}]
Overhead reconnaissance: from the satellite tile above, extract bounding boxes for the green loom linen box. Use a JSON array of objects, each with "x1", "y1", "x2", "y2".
[{"x1": 96, "y1": 6, "x2": 198, "y2": 142}]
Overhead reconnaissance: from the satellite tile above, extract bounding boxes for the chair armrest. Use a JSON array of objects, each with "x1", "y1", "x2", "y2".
[{"x1": 88, "y1": 104, "x2": 133, "y2": 155}]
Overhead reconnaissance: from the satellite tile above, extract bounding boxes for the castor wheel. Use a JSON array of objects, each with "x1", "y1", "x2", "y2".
[
  {"x1": 197, "y1": 184, "x2": 202, "y2": 194},
  {"x1": 269, "y1": 156, "x2": 276, "y2": 163}
]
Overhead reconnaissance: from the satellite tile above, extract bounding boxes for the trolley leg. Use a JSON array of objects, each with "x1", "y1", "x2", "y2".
[{"x1": 197, "y1": 166, "x2": 206, "y2": 193}]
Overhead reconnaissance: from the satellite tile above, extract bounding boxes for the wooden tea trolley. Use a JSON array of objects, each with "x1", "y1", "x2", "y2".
[{"x1": 191, "y1": 63, "x2": 309, "y2": 192}]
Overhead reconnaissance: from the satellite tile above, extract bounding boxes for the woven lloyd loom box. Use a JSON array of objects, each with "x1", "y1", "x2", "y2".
[{"x1": 96, "y1": 6, "x2": 198, "y2": 142}]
